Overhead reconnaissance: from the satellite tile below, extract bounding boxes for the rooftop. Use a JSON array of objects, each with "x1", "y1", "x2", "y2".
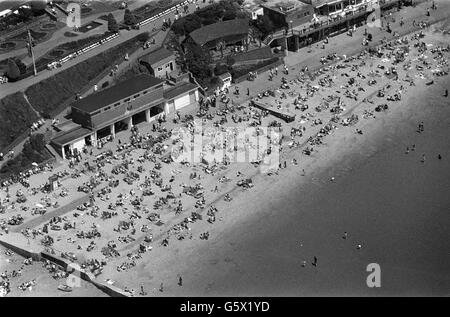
[
  {"x1": 140, "y1": 47, "x2": 175, "y2": 66},
  {"x1": 163, "y1": 82, "x2": 198, "y2": 100},
  {"x1": 262, "y1": 0, "x2": 311, "y2": 14},
  {"x1": 52, "y1": 126, "x2": 92, "y2": 147},
  {"x1": 189, "y1": 19, "x2": 250, "y2": 47},
  {"x1": 71, "y1": 74, "x2": 164, "y2": 114}
]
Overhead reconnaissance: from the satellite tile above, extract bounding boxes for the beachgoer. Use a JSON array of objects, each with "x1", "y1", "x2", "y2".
[
  {"x1": 312, "y1": 256, "x2": 318, "y2": 266},
  {"x1": 178, "y1": 276, "x2": 183, "y2": 286},
  {"x1": 421, "y1": 154, "x2": 426, "y2": 163},
  {"x1": 159, "y1": 283, "x2": 164, "y2": 292},
  {"x1": 343, "y1": 232, "x2": 348, "y2": 239},
  {"x1": 438, "y1": 154, "x2": 442, "y2": 160}
]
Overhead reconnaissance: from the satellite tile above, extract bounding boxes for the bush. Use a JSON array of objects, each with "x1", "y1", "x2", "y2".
[
  {"x1": 15, "y1": 58, "x2": 27, "y2": 75},
  {"x1": 214, "y1": 63, "x2": 229, "y2": 76},
  {"x1": 137, "y1": 32, "x2": 150, "y2": 42},
  {"x1": 124, "y1": 9, "x2": 137, "y2": 25},
  {"x1": 201, "y1": 17, "x2": 218, "y2": 25},
  {"x1": 254, "y1": 15, "x2": 275, "y2": 36},
  {"x1": 226, "y1": 56, "x2": 235, "y2": 66},
  {"x1": 222, "y1": 10, "x2": 237, "y2": 21},
  {"x1": 6, "y1": 59, "x2": 20, "y2": 80}
]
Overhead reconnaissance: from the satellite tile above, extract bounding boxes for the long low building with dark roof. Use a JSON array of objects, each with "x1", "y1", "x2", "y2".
[
  {"x1": 187, "y1": 18, "x2": 250, "y2": 49},
  {"x1": 51, "y1": 74, "x2": 199, "y2": 160}
]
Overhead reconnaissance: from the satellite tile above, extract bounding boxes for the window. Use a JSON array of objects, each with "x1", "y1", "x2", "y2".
[
  {"x1": 92, "y1": 110, "x2": 101, "y2": 116},
  {"x1": 124, "y1": 98, "x2": 131, "y2": 102},
  {"x1": 143, "y1": 90, "x2": 148, "y2": 94},
  {"x1": 103, "y1": 106, "x2": 111, "y2": 112},
  {"x1": 157, "y1": 66, "x2": 163, "y2": 72},
  {"x1": 134, "y1": 94, "x2": 140, "y2": 98},
  {"x1": 114, "y1": 102, "x2": 120, "y2": 107}
]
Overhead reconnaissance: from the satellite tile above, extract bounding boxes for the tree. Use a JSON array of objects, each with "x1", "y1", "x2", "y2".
[
  {"x1": 185, "y1": 41, "x2": 212, "y2": 83},
  {"x1": 107, "y1": 13, "x2": 119, "y2": 33},
  {"x1": 183, "y1": 16, "x2": 202, "y2": 34},
  {"x1": 255, "y1": 15, "x2": 275, "y2": 36},
  {"x1": 124, "y1": 9, "x2": 137, "y2": 25},
  {"x1": 202, "y1": 17, "x2": 217, "y2": 25},
  {"x1": 6, "y1": 59, "x2": 20, "y2": 80},
  {"x1": 18, "y1": 7, "x2": 33, "y2": 21},
  {"x1": 222, "y1": 10, "x2": 237, "y2": 21}
]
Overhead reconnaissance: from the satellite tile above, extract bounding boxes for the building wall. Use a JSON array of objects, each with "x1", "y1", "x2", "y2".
[
  {"x1": 72, "y1": 86, "x2": 164, "y2": 130},
  {"x1": 263, "y1": 5, "x2": 315, "y2": 28}
]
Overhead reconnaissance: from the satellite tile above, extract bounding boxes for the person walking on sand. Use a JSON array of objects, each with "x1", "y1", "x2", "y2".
[
  {"x1": 438, "y1": 154, "x2": 442, "y2": 160},
  {"x1": 444, "y1": 89, "x2": 448, "y2": 97},
  {"x1": 178, "y1": 276, "x2": 183, "y2": 286},
  {"x1": 159, "y1": 283, "x2": 164, "y2": 292},
  {"x1": 421, "y1": 154, "x2": 426, "y2": 163},
  {"x1": 312, "y1": 256, "x2": 318, "y2": 267}
]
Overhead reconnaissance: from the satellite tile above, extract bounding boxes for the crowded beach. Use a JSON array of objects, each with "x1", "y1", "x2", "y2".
[{"x1": 1, "y1": 2, "x2": 450, "y2": 297}]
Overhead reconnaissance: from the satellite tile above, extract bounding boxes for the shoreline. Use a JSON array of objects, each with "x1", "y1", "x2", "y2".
[{"x1": 126, "y1": 66, "x2": 450, "y2": 297}]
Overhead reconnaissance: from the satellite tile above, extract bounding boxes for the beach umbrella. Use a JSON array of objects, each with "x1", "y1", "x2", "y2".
[
  {"x1": 32, "y1": 162, "x2": 38, "y2": 166},
  {"x1": 35, "y1": 203, "x2": 44, "y2": 208}
]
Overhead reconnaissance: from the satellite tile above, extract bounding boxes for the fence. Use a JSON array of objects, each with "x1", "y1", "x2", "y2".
[
  {"x1": 137, "y1": 0, "x2": 191, "y2": 27},
  {"x1": 232, "y1": 58, "x2": 283, "y2": 84}
]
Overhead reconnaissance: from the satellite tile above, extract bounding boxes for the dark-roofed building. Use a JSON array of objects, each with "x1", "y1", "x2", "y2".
[
  {"x1": 139, "y1": 47, "x2": 177, "y2": 79},
  {"x1": 188, "y1": 19, "x2": 250, "y2": 49},
  {"x1": 52, "y1": 74, "x2": 200, "y2": 160}
]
